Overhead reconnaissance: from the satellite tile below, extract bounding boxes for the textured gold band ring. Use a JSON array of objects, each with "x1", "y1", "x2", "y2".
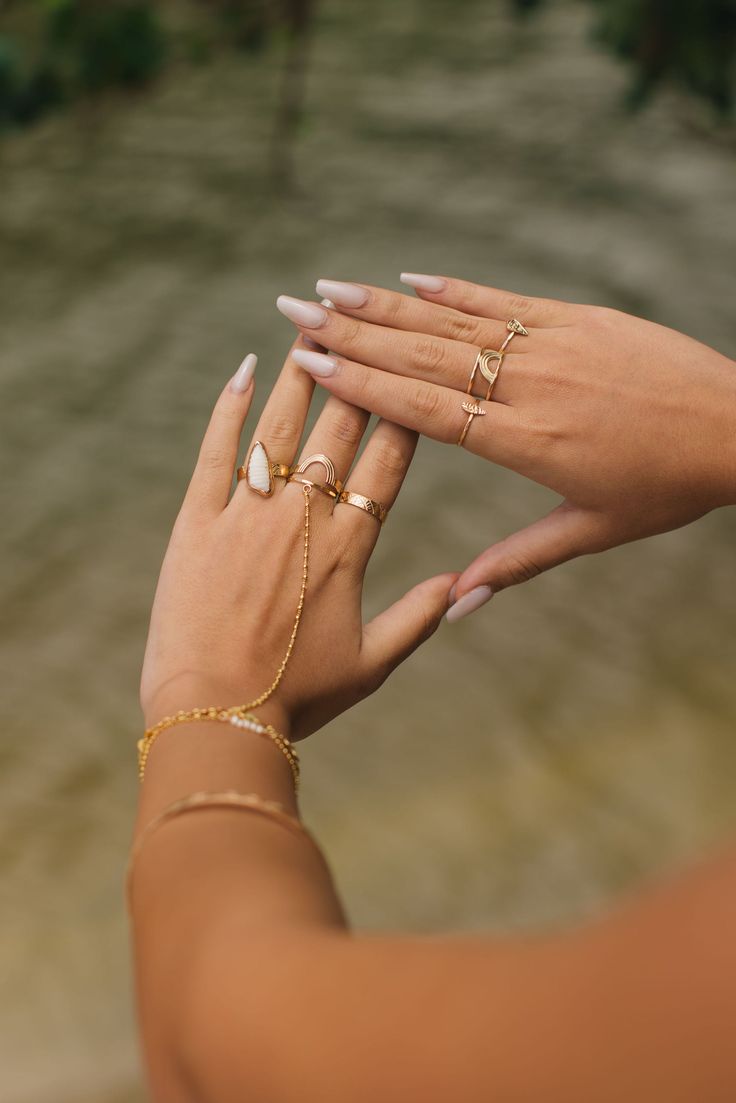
[{"x1": 337, "y1": 490, "x2": 388, "y2": 524}]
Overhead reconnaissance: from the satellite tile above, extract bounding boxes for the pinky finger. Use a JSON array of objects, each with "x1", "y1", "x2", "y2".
[{"x1": 185, "y1": 353, "x2": 257, "y2": 517}]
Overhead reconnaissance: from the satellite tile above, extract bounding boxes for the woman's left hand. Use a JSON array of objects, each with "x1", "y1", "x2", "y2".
[
  {"x1": 140, "y1": 339, "x2": 457, "y2": 742},
  {"x1": 276, "y1": 279, "x2": 736, "y2": 611}
]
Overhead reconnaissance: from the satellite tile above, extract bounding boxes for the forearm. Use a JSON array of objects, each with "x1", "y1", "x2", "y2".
[{"x1": 129, "y1": 718, "x2": 347, "y2": 1100}]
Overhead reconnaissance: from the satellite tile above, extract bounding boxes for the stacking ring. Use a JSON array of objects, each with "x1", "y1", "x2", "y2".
[
  {"x1": 287, "y1": 453, "x2": 343, "y2": 500},
  {"x1": 465, "y1": 319, "x2": 528, "y2": 403},
  {"x1": 467, "y1": 348, "x2": 504, "y2": 401},
  {"x1": 503, "y1": 317, "x2": 529, "y2": 346},
  {"x1": 238, "y1": 441, "x2": 293, "y2": 497},
  {"x1": 457, "y1": 400, "x2": 486, "y2": 448},
  {"x1": 336, "y1": 489, "x2": 388, "y2": 524}
]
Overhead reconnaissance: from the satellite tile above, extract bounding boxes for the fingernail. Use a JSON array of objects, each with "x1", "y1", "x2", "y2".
[
  {"x1": 445, "y1": 585, "x2": 493, "y2": 624},
  {"x1": 229, "y1": 352, "x2": 257, "y2": 393},
  {"x1": 291, "y1": 349, "x2": 338, "y2": 377},
  {"x1": 320, "y1": 298, "x2": 335, "y2": 309},
  {"x1": 276, "y1": 295, "x2": 329, "y2": 329},
  {"x1": 400, "y1": 272, "x2": 447, "y2": 293},
  {"x1": 315, "y1": 280, "x2": 369, "y2": 308}
]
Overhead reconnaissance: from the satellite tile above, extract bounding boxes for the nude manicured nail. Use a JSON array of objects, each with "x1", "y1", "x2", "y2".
[
  {"x1": 291, "y1": 349, "x2": 338, "y2": 377},
  {"x1": 277, "y1": 295, "x2": 329, "y2": 328},
  {"x1": 229, "y1": 352, "x2": 257, "y2": 393},
  {"x1": 400, "y1": 272, "x2": 447, "y2": 293},
  {"x1": 445, "y1": 585, "x2": 493, "y2": 624},
  {"x1": 315, "y1": 280, "x2": 369, "y2": 308}
]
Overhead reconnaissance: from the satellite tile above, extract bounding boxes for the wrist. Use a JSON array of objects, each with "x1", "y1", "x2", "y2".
[{"x1": 142, "y1": 675, "x2": 293, "y2": 738}]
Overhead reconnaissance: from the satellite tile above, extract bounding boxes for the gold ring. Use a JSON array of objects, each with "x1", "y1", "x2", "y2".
[
  {"x1": 457, "y1": 400, "x2": 486, "y2": 448},
  {"x1": 467, "y1": 348, "x2": 504, "y2": 401},
  {"x1": 237, "y1": 441, "x2": 293, "y2": 497},
  {"x1": 500, "y1": 317, "x2": 528, "y2": 353},
  {"x1": 288, "y1": 476, "x2": 343, "y2": 500},
  {"x1": 294, "y1": 453, "x2": 337, "y2": 483},
  {"x1": 287, "y1": 452, "x2": 343, "y2": 499},
  {"x1": 336, "y1": 489, "x2": 388, "y2": 524}
]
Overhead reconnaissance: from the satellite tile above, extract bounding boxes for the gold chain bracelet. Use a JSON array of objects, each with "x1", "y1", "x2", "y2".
[
  {"x1": 137, "y1": 707, "x2": 300, "y2": 789},
  {"x1": 138, "y1": 483, "x2": 312, "y2": 786},
  {"x1": 126, "y1": 790, "x2": 322, "y2": 905},
  {"x1": 243, "y1": 482, "x2": 311, "y2": 711}
]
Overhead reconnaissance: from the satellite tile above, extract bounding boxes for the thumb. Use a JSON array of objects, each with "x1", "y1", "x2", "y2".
[
  {"x1": 361, "y1": 572, "x2": 458, "y2": 683},
  {"x1": 448, "y1": 503, "x2": 608, "y2": 622}
]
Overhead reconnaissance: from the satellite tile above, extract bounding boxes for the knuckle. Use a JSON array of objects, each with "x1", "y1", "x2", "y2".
[
  {"x1": 411, "y1": 336, "x2": 446, "y2": 374},
  {"x1": 506, "y1": 292, "x2": 535, "y2": 318},
  {"x1": 198, "y1": 446, "x2": 230, "y2": 472},
  {"x1": 266, "y1": 413, "x2": 301, "y2": 445},
  {"x1": 408, "y1": 384, "x2": 443, "y2": 421},
  {"x1": 334, "y1": 314, "x2": 363, "y2": 350},
  {"x1": 416, "y1": 603, "x2": 438, "y2": 645},
  {"x1": 326, "y1": 410, "x2": 364, "y2": 447},
  {"x1": 442, "y1": 312, "x2": 481, "y2": 343},
  {"x1": 370, "y1": 439, "x2": 408, "y2": 479},
  {"x1": 382, "y1": 294, "x2": 409, "y2": 327},
  {"x1": 499, "y1": 550, "x2": 542, "y2": 587}
]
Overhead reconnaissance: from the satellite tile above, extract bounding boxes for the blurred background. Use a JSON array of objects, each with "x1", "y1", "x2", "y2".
[{"x1": 1, "y1": 1, "x2": 735, "y2": 1099}]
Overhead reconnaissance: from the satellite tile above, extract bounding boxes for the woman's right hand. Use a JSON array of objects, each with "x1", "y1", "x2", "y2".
[{"x1": 275, "y1": 277, "x2": 736, "y2": 617}]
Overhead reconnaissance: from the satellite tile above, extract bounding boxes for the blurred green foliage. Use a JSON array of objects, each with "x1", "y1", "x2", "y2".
[
  {"x1": 0, "y1": 1, "x2": 166, "y2": 125},
  {"x1": 0, "y1": 0, "x2": 732, "y2": 134},
  {"x1": 0, "y1": 0, "x2": 287, "y2": 129},
  {"x1": 514, "y1": 0, "x2": 735, "y2": 114}
]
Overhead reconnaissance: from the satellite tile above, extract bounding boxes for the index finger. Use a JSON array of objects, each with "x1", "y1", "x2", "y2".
[
  {"x1": 398, "y1": 273, "x2": 573, "y2": 327},
  {"x1": 314, "y1": 279, "x2": 510, "y2": 349}
]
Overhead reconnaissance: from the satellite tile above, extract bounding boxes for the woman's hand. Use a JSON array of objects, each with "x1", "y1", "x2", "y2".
[
  {"x1": 140, "y1": 341, "x2": 456, "y2": 740},
  {"x1": 275, "y1": 277, "x2": 736, "y2": 616}
]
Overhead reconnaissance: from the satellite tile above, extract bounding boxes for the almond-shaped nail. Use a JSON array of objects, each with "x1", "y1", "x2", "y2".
[
  {"x1": 291, "y1": 349, "x2": 338, "y2": 377},
  {"x1": 276, "y1": 295, "x2": 329, "y2": 329},
  {"x1": 229, "y1": 352, "x2": 257, "y2": 393},
  {"x1": 400, "y1": 272, "x2": 447, "y2": 293},
  {"x1": 315, "y1": 280, "x2": 369, "y2": 308},
  {"x1": 445, "y1": 585, "x2": 493, "y2": 624}
]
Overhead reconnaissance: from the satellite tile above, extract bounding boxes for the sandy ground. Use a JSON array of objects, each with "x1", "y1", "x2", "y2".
[{"x1": 1, "y1": 2, "x2": 735, "y2": 1099}]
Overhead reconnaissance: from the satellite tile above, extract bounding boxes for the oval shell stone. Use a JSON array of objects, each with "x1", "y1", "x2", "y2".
[{"x1": 246, "y1": 441, "x2": 273, "y2": 495}]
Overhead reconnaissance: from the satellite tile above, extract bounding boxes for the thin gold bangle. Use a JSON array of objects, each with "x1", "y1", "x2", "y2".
[{"x1": 126, "y1": 790, "x2": 321, "y2": 905}]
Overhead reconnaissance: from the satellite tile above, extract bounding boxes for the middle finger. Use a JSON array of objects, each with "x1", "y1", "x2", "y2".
[{"x1": 276, "y1": 296, "x2": 518, "y2": 405}]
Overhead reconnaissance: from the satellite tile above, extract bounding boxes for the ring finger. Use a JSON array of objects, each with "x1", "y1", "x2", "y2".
[
  {"x1": 276, "y1": 296, "x2": 521, "y2": 404},
  {"x1": 284, "y1": 349, "x2": 525, "y2": 472}
]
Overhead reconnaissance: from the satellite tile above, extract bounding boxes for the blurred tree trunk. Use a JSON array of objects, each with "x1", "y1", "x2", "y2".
[{"x1": 269, "y1": 0, "x2": 315, "y2": 191}]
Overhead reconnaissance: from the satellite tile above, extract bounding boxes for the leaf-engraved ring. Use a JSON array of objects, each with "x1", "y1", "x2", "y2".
[
  {"x1": 457, "y1": 400, "x2": 486, "y2": 449},
  {"x1": 336, "y1": 490, "x2": 388, "y2": 525}
]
